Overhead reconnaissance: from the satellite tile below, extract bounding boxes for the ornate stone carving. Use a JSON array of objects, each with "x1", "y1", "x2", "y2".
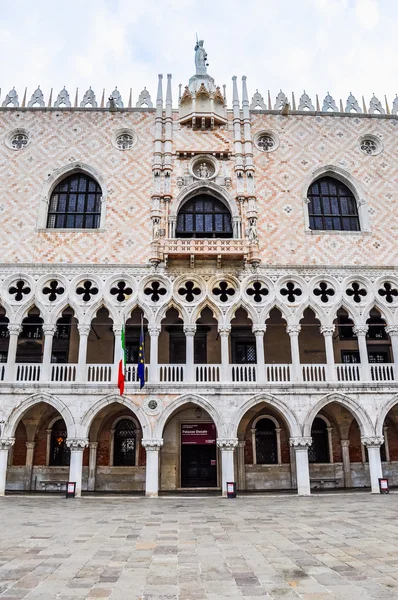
[
  {"x1": 322, "y1": 92, "x2": 338, "y2": 112},
  {"x1": 77, "y1": 324, "x2": 91, "y2": 336},
  {"x1": 250, "y1": 90, "x2": 266, "y2": 110},
  {"x1": 76, "y1": 281, "x2": 99, "y2": 302},
  {"x1": 252, "y1": 325, "x2": 267, "y2": 335},
  {"x1": 28, "y1": 87, "x2": 45, "y2": 107},
  {"x1": 378, "y1": 282, "x2": 398, "y2": 303},
  {"x1": 217, "y1": 438, "x2": 238, "y2": 450},
  {"x1": 361, "y1": 436, "x2": 384, "y2": 448},
  {"x1": 142, "y1": 439, "x2": 164, "y2": 451},
  {"x1": 136, "y1": 87, "x2": 153, "y2": 108},
  {"x1": 353, "y1": 326, "x2": 368, "y2": 336},
  {"x1": 298, "y1": 91, "x2": 315, "y2": 111},
  {"x1": 66, "y1": 438, "x2": 89, "y2": 450},
  {"x1": 43, "y1": 280, "x2": 65, "y2": 302},
  {"x1": 7, "y1": 324, "x2": 22, "y2": 335},
  {"x1": 2, "y1": 88, "x2": 19, "y2": 107},
  {"x1": 392, "y1": 95, "x2": 398, "y2": 116},
  {"x1": 107, "y1": 88, "x2": 124, "y2": 108},
  {"x1": 274, "y1": 90, "x2": 288, "y2": 110},
  {"x1": 80, "y1": 87, "x2": 97, "y2": 108},
  {"x1": 289, "y1": 437, "x2": 312, "y2": 448},
  {"x1": 369, "y1": 94, "x2": 385, "y2": 115},
  {"x1": 218, "y1": 326, "x2": 231, "y2": 336},
  {"x1": 42, "y1": 325, "x2": 57, "y2": 335},
  {"x1": 110, "y1": 281, "x2": 133, "y2": 302},
  {"x1": 194, "y1": 39, "x2": 208, "y2": 75},
  {"x1": 143, "y1": 396, "x2": 162, "y2": 415},
  {"x1": 183, "y1": 325, "x2": 197, "y2": 336},
  {"x1": 148, "y1": 326, "x2": 161, "y2": 336},
  {"x1": 0, "y1": 438, "x2": 15, "y2": 450},
  {"x1": 386, "y1": 325, "x2": 398, "y2": 336},
  {"x1": 345, "y1": 93, "x2": 361, "y2": 113},
  {"x1": 54, "y1": 87, "x2": 71, "y2": 108},
  {"x1": 286, "y1": 325, "x2": 301, "y2": 335},
  {"x1": 320, "y1": 326, "x2": 335, "y2": 336}
]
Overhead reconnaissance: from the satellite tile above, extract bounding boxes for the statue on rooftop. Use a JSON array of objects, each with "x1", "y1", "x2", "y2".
[{"x1": 195, "y1": 38, "x2": 208, "y2": 75}]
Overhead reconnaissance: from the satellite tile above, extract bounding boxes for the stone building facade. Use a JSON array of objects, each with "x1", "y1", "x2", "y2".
[{"x1": 1, "y1": 44, "x2": 398, "y2": 497}]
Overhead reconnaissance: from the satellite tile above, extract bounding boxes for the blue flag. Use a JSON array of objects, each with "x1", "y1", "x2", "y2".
[{"x1": 137, "y1": 318, "x2": 145, "y2": 389}]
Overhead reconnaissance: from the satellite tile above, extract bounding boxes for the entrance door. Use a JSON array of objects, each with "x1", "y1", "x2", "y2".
[{"x1": 180, "y1": 422, "x2": 217, "y2": 488}]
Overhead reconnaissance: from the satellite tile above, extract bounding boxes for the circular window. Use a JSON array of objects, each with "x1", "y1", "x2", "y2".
[
  {"x1": 359, "y1": 134, "x2": 382, "y2": 156},
  {"x1": 188, "y1": 154, "x2": 219, "y2": 180},
  {"x1": 5, "y1": 129, "x2": 30, "y2": 151},
  {"x1": 112, "y1": 128, "x2": 137, "y2": 151},
  {"x1": 254, "y1": 131, "x2": 279, "y2": 152}
]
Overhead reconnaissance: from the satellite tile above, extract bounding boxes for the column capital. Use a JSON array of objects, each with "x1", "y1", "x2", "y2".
[
  {"x1": 320, "y1": 325, "x2": 335, "y2": 336},
  {"x1": 42, "y1": 324, "x2": 56, "y2": 335},
  {"x1": 25, "y1": 441, "x2": 36, "y2": 450},
  {"x1": 148, "y1": 325, "x2": 161, "y2": 336},
  {"x1": 361, "y1": 436, "x2": 384, "y2": 448},
  {"x1": 0, "y1": 438, "x2": 15, "y2": 450},
  {"x1": 113, "y1": 325, "x2": 123, "y2": 335},
  {"x1": 218, "y1": 326, "x2": 231, "y2": 336},
  {"x1": 66, "y1": 438, "x2": 89, "y2": 451},
  {"x1": 183, "y1": 325, "x2": 197, "y2": 336},
  {"x1": 238, "y1": 440, "x2": 246, "y2": 448},
  {"x1": 252, "y1": 325, "x2": 267, "y2": 335},
  {"x1": 286, "y1": 325, "x2": 301, "y2": 336},
  {"x1": 353, "y1": 325, "x2": 368, "y2": 336},
  {"x1": 142, "y1": 438, "x2": 163, "y2": 451},
  {"x1": 386, "y1": 325, "x2": 398, "y2": 336},
  {"x1": 341, "y1": 439, "x2": 350, "y2": 448},
  {"x1": 289, "y1": 436, "x2": 312, "y2": 448},
  {"x1": 78, "y1": 324, "x2": 91, "y2": 336},
  {"x1": 89, "y1": 441, "x2": 98, "y2": 450},
  {"x1": 217, "y1": 438, "x2": 238, "y2": 450},
  {"x1": 7, "y1": 324, "x2": 21, "y2": 335}
]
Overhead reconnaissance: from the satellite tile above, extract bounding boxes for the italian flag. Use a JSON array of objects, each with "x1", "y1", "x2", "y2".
[{"x1": 118, "y1": 326, "x2": 126, "y2": 396}]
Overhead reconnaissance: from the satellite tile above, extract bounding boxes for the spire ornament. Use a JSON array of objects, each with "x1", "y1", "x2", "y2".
[{"x1": 194, "y1": 38, "x2": 208, "y2": 75}]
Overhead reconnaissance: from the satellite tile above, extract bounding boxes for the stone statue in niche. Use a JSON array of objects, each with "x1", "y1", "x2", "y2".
[
  {"x1": 195, "y1": 39, "x2": 208, "y2": 75},
  {"x1": 247, "y1": 219, "x2": 258, "y2": 243},
  {"x1": 197, "y1": 162, "x2": 211, "y2": 178}
]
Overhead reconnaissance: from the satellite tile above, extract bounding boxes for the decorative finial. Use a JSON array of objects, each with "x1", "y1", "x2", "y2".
[{"x1": 194, "y1": 37, "x2": 208, "y2": 75}]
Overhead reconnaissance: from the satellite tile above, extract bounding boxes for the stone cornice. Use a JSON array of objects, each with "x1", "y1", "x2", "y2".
[
  {"x1": 66, "y1": 438, "x2": 89, "y2": 450},
  {"x1": 217, "y1": 438, "x2": 238, "y2": 450},
  {"x1": 289, "y1": 437, "x2": 312, "y2": 448},
  {"x1": 141, "y1": 439, "x2": 164, "y2": 451},
  {"x1": 0, "y1": 438, "x2": 15, "y2": 450},
  {"x1": 361, "y1": 436, "x2": 384, "y2": 448}
]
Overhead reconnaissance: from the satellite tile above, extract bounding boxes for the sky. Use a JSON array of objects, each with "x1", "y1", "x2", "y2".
[{"x1": 1, "y1": 0, "x2": 397, "y2": 109}]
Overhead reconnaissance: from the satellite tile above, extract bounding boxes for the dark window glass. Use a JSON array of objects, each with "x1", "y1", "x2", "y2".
[
  {"x1": 368, "y1": 352, "x2": 389, "y2": 363},
  {"x1": 308, "y1": 417, "x2": 330, "y2": 463},
  {"x1": 234, "y1": 341, "x2": 256, "y2": 364},
  {"x1": 176, "y1": 194, "x2": 233, "y2": 238},
  {"x1": 49, "y1": 419, "x2": 70, "y2": 466},
  {"x1": 341, "y1": 351, "x2": 360, "y2": 363},
  {"x1": 307, "y1": 176, "x2": 360, "y2": 231},
  {"x1": 114, "y1": 419, "x2": 136, "y2": 466},
  {"x1": 47, "y1": 173, "x2": 102, "y2": 229},
  {"x1": 255, "y1": 419, "x2": 278, "y2": 465},
  {"x1": 338, "y1": 315, "x2": 356, "y2": 340}
]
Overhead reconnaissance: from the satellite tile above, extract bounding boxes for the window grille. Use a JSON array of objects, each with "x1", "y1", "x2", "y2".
[
  {"x1": 307, "y1": 176, "x2": 360, "y2": 231},
  {"x1": 114, "y1": 419, "x2": 136, "y2": 466},
  {"x1": 255, "y1": 419, "x2": 277, "y2": 464},
  {"x1": 49, "y1": 419, "x2": 70, "y2": 466},
  {"x1": 308, "y1": 418, "x2": 330, "y2": 463},
  {"x1": 47, "y1": 173, "x2": 102, "y2": 229}
]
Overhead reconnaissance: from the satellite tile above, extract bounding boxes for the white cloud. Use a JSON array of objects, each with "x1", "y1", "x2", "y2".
[{"x1": 355, "y1": 0, "x2": 380, "y2": 29}]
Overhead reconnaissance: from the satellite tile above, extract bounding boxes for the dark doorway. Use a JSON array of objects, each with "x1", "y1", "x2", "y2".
[{"x1": 181, "y1": 445, "x2": 217, "y2": 488}]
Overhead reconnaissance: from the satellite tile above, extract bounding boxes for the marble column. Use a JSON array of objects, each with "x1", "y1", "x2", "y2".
[
  {"x1": 252, "y1": 325, "x2": 266, "y2": 383},
  {"x1": 386, "y1": 326, "x2": 398, "y2": 376},
  {"x1": 327, "y1": 427, "x2": 334, "y2": 463},
  {"x1": 0, "y1": 438, "x2": 15, "y2": 496},
  {"x1": 362, "y1": 436, "x2": 384, "y2": 493},
  {"x1": 113, "y1": 325, "x2": 122, "y2": 382},
  {"x1": 237, "y1": 440, "x2": 246, "y2": 491},
  {"x1": 24, "y1": 441, "x2": 35, "y2": 491},
  {"x1": 148, "y1": 326, "x2": 160, "y2": 383},
  {"x1": 5, "y1": 325, "x2": 21, "y2": 381},
  {"x1": 184, "y1": 325, "x2": 196, "y2": 383},
  {"x1": 289, "y1": 437, "x2": 312, "y2": 496},
  {"x1": 276, "y1": 428, "x2": 282, "y2": 465},
  {"x1": 218, "y1": 327, "x2": 231, "y2": 383},
  {"x1": 142, "y1": 439, "x2": 163, "y2": 497},
  {"x1": 320, "y1": 326, "x2": 336, "y2": 381},
  {"x1": 217, "y1": 438, "x2": 238, "y2": 496},
  {"x1": 383, "y1": 426, "x2": 390, "y2": 462},
  {"x1": 66, "y1": 438, "x2": 89, "y2": 497},
  {"x1": 41, "y1": 325, "x2": 56, "y2": 382},
  {"x1": 286, "y1": 325, "x2": 302, "y2": 382},
  {"x1": 77, "y1": 325, "x2": 90, "y2": 382},
  {"x1": 87, "y1": 442, "x2": 98, "y2": 492},
  {"x1": 341, "y1": 439, "x2": 351, "y2": 488},
  {"x1": 353, "y1": 326, "x2": 369, "y2": 381}
]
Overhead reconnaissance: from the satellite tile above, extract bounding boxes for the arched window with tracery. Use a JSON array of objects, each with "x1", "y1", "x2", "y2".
[
  {"x1": 307, "y1": 176, "x2": 360, "y2": 231},
  {"x1": 309, "y1": 417, "x2": 330, "y2": 463},
  {"x1": 47, "y1": 173, "x2": 102, "y2": 229},
  {"x1": 255, "y1": 418, "x2": 277, "y2": 464},
  {"x1": 113, "y1": 419, "x2": 136, "y2": 466},
  {"x1": 49, "y1": 419, "x2": 70, "y2": 466},
  {"x1": 176, "y1": 194, "x2": 233, "y2": 238}
]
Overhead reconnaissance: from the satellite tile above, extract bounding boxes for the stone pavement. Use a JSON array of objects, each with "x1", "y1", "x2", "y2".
[{"x1": 1, "y1": 494, "x2": 398, "y2": 599}]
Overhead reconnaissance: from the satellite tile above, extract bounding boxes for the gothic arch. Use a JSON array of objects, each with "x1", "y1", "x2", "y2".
[
  {"x1": 2, "y1": 392, "x2": 75, "y2": 438},
  {"x1": 155, "y1": 300, "x2": 189, "y2": 327},
  {"x1": 80, "y1": 394, "x2": 151, "y2": 438},
  {"x1": 37, "y1": 162, "x2": 108, "y2": 229},
  {"x1": 302, "y1": 393, "x2": 374, "y2": 437},
  {"x1": 49, "y1": 301, "x2": 82, "y2": 326},
  {"x1": 226, "y1": 301, "x2": 259, "y2": 326},
  {"x1": 375, "y1": 395, "x2": 398, "y2": 437},
  {"x1": 190, "y1": 299, "x2": 223, "y2": 326},
  {"x1": 302, "y1": 165, "x2": 370, "y2": 232},
  {"x1": 260, "y1": 302, "x2": 292, "y2": 324},
  {"x1": 153, "y1": 393, "x2": 225, "y2": 439},
  {"x1": 14, "y1": 300, "x2": 49, "y2": 324},
  {"x1": 361, "y1": 301, "x2": 394, "y2": 325},
  {"x1": 295, "y1": 302, "x2": 328, "y2": 325},
  {"x1": 123, "y1": 300, "x2": 154, "y2": 327},
  {"x1": 231, "y1": 393, "x2": 301, "y2": 439},
  {"x1": 84, "y1": 300, "x2": 120, "y2": 328},
  {"x1": 171, "y1": 181, "x2": 239, "y2": 219}
]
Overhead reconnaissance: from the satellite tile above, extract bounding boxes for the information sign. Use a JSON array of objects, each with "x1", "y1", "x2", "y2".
[{"x1": 181, "y1": 423, "x2": 216, "y2": 445}]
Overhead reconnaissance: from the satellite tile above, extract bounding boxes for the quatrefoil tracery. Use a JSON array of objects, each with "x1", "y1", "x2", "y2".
[
  {"x1": 313, "y1": 281, "x2": 335, "y2": 303},
  {"x1": 212, "y1": 281, "x2": 236, "y2": 302},
  {"x1": 346, "y1": 282, "x2": 367, "y2": 303},
  {"x1": 110, "y1": 281, "x2": 133, "y2": 302},
  {"x1": 43, "y1": 280, "x2": 65, "y2": 302},
  {"x1": 178, "y1": 281, "x2": 201, "y2": 303},
  {"x1": 280, "y1": 281, "x2": 302, "y2": 303},
  {"x1": 144, "y1": 281, "x2": 167, "y2": 302},
  {"x1": 76, "y1": 281, "x2": 99, "y2": 302},
  {"x1": 246, "y1": 281, "x2": 269, "y2": 303},
  {"x1": 9, "y1": 280, "x2": 31, "y2": 301},
  {"x1": 378, "y1": 282, "x2": 398, "y2": 304}
]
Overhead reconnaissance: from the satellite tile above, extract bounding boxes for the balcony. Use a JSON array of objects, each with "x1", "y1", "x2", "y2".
[
  {"x1": 151, "y1": 238, "x2": 260, "y2": 265},
  {"x1": 3, "y1": 361, "x2": 396, "y2": 386}
]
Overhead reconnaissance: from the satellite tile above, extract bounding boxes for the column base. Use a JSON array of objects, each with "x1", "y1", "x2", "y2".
[{"x1": 145, "y1": 491, "x2": 159, "y2": 498}]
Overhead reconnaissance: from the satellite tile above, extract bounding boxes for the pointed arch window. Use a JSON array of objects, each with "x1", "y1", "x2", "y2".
[
  {"x1": 307, "y1": 176, "x2": 360, "y2": 231},
  {"x1": 49, "y1": 419, "x2": 70, "y2": 466},
  {"x1": 113, "y1": 419, "x2": 136, "y2": 466},
  {"x1": 309, "y1": 417, "x2": 330, "y2": 463},
  {"x1": 255, "y1": 418, "x2": 278, "y2": 464},
  {"x1": 176, "y1": 194, "x2": 233, "y2": 238},
  {"x1": 47, "y1": 173, "x2": 102, "y2": 229}
]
